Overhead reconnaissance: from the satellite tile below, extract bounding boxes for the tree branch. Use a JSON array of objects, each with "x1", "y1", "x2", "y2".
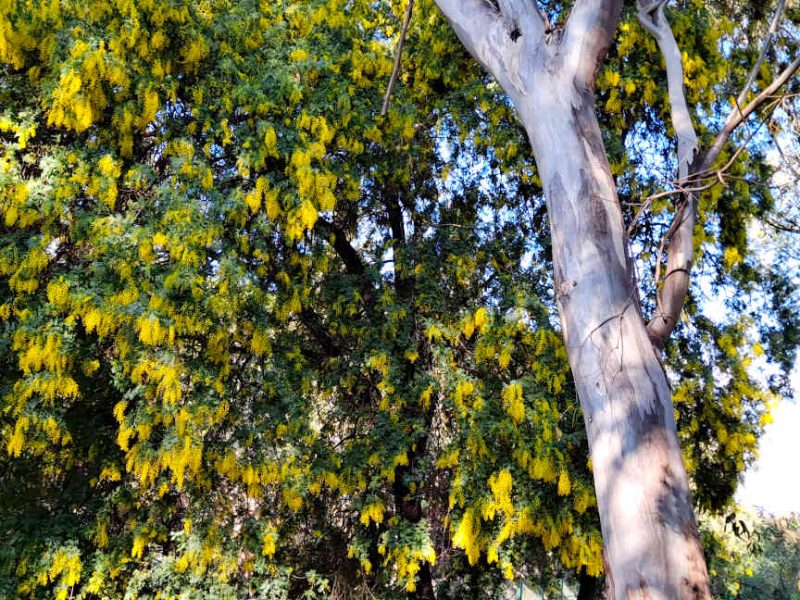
[
  {"x1": 639, "y1": 0, "x2": 799, "y2": 348},
  {"x1": 432, "y1": 0, "x2": 543, "y2": 97},
  {"x1": 496, "y1": 0, "x2": 545, "y2": 41},
  {"x1": 698, "y1": 52, "x2": 800, "y2": 172},
  {"x1": 635, "y1": 0, "x2": 699, "y2": 348},
  {"x1": 431, "y1": 0, "x2": 504, "y2": 52},
  {"x1": 735, "y1": 0, "x2": 787, "y2": 111},
  {"x1": 562, "y1": 0, "x2": 624, "y2": 86},
  {"x1": 629, "y1": 97, "x2": 781, "y2": 237},
  {"x1": 300, "y1": 308, "x2": 341, "y2": 359},
  {"x1": 315, "y1": 216, "x2": 365, "y2": 276},
  {"x1": 381, "y1": 0, "x2": 415, "y2": 116},
  {"x1": 637, "y1": 0, "x2": 698, "y2": 179}
]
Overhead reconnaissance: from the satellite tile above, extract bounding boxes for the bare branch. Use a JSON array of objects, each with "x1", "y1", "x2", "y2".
[
  {"x1": 770, "y1": 119, "x2": 800, "y2": 180},
  {"x1": 628, "y1": 97, "x2": 781, "y2": 236},
  {"x1": 689, "y1": 95, "x2": 785, "y2": 182},
  {"x1": 637, "y1": 0, "x2": 698, "y2": 180},
  {"x1": 766, "y1": 215, "x2": 800, "y2": 234},
  {"x1": 699, "y1": 53, "x2": 800, "y2": 172},
  {"x1": 562, "y1": 0, "x2": 624, "y2": 86},
  {"x1": 381, "y1": 0, "x2": 415, "y2": 116},
  {"x1": 633, "y1": 0, "x2": 699, "y2": 347},
  {"x1": 735, "y1": 0, "x2": 787, "y2": 110},
  {"x1": 627, "y1": 179, "x2": 718, "y2": 237}
]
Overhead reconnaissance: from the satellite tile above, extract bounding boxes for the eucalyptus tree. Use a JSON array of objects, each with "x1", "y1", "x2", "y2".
[{"x1": 431, "y1": 0, "x2": 800, "y2": 596}]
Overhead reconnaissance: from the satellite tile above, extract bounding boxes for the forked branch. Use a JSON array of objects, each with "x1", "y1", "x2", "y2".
[
  {"x1": 496, "y1": 0, "x2": 546, "y2": 40},
  {"x1": 638, "y1": 0, "x2": 800, "y2": 348},
  {"x1": 432, "y1": 0, "x2": 544, "y2": 98},
  {"x1": 698, "y1": 51, "x2": 800, "y2": 172}
]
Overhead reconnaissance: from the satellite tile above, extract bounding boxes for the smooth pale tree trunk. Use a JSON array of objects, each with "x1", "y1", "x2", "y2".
[
  {"x1": 517, "y1": 71, "x2": 709, "y2": 600},
  {"x1": 432, "y1": 1, "x2": 712, "y2": 597}
]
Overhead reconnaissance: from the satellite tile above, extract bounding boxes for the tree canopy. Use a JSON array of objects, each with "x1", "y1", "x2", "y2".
[{"x1": 0, "y1": 0, "x2": 798, "y2": 598}]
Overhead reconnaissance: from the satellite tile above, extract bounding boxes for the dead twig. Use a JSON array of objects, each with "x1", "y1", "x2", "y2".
[{"x1": 381, "y1": 0, "x2": 415, "y2": 117}]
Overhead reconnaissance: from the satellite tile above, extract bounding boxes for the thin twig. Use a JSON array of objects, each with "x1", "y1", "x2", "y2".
[
  {"x1": 627, "y1": 95, "x2": 786, "y2": 237},
  {"x1": 381, "y1": 0, "x2": 415, "y2": 116},
  {"x1": 700, "y1": 55, "x2": 800, "y2": 172},
  {"x1": 766, "y1": 215, "x2": 800, "y2": 234},
  {"x1": 627, "y1": 180, "x2": 716, "y2": 236},
  {"x1": 736, "y1": 0, "x2": 787, "y2": 110}
]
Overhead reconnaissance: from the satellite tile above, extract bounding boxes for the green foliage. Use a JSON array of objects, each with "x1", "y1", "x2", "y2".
[{"x1": 704, "y1": 511, "x2": 800, "y2": 599}]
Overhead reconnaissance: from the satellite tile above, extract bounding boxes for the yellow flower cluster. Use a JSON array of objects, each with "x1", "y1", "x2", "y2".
[
  {"x1": 161, "y1": 437, "x2": 203, "y2": 488},
  {"x1": 488, "y1": 469, "x2": 514, "y2": 516},
  {"x1": 251, "y1": 329, "x2": 272, "y2": 356},
  {"x1": 452, "y1": 508, "x2": 481, "y2": 565},
  {"x1": 244, "y1": 176, "x2": 281, "y2": 218},
  {"x1": 453, "y1": 380, "x2": 476, "y2": 416},
  {"x1": 47, "y1": 41, "x2": 130, "y2": 134},
  {"x1": 262, "y1": 525, "x2": 278, "y2": 558},
  {"x1": 46, "y1": 280, "x2": 70, "y2": 308},
  {"x1": 359, "y1": 500, "x2": 386, "y2": 526},
  {"x1": 383, "y1": 543, "x2": 436, "y2": 593},
  {"x1": 83, "y1": 307, "x2": 117, "y2": 338},
  {"x1": 501, "y1": 383, "x2": 525, "y2": 424},
  {"x1": 6, "y1": 416, "x2": 29, "y2": 456},
  {"x1": 461, "y1": 307, "x2": 490, "y2": 338},
  {"x1": 435, "y1": 448, "x2": 459, "y2": 469},
  {"x1": 130, "y1": 358, "x2": 183, "y2": 405},
  {"x1": 557, "y1": 470, "x2": 572, "y2": 496},
  {"x1": 18, "y1": 334, "x2": 68, "y2": 375}
]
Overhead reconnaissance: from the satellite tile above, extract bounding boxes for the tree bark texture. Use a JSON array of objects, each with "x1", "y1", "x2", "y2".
[
  {"x1": 432, "y1": 1, "x2": 712, "y2": 597},
  {"x1": 519, "y1": 72, "x2": 709, "y2": 600}
]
